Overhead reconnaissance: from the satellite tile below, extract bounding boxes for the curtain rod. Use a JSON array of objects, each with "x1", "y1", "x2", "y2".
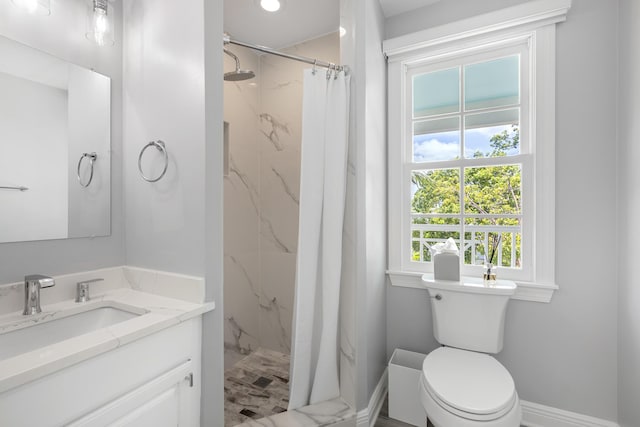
[{"x1": 223, "y1": 34, "x2": 346, "y2": 73}]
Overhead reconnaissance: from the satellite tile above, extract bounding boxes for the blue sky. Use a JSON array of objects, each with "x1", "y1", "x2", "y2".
[{"x1": 413, "y1": 124, "x2": 518, "y2": 162}]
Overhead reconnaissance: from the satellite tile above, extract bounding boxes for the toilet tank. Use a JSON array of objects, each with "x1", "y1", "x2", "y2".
[{"x1": 422, "y1": 275, "x2": 517, "y2": 354}]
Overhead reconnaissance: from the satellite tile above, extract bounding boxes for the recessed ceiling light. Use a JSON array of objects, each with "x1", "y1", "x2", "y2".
[{"x1": 260, "y1": 0, "x2": 281, "y2": 12}]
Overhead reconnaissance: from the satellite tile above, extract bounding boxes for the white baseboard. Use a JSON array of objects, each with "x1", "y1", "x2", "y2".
[
  {"x1": 356, "y1": 368, "x2": 389, "y2": 427},
  {"x1": 368, "y1": 368, "x2": 388, "y2": 425},
  {"x1": 357, "y1": 372, "x2": 619, "y2": 427},
  {"x1": 521, "y1": 400, "x2": 619, "y2": 427}
]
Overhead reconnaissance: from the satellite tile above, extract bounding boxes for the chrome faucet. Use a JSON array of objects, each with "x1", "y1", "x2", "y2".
[{"x1": 23, "y1": 275, "x2": 55, "y2": 315}]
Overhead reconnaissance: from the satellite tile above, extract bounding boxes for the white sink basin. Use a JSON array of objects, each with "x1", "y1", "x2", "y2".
[{"x1": 0, "y1": 306, "x2": 143, "y2": 361}]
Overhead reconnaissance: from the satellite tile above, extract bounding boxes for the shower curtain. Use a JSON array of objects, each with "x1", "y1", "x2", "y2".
[{"x1": 288, "y1": 68, "x2": 350, "y2": 410}]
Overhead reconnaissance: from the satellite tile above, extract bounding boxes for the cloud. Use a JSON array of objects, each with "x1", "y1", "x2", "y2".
[
  {"x1": 465, "y1": 125, "x2": 518, "y2": 157},
  {"x1": 413, "y1": 137, "x2": 459, "y2": 162}
]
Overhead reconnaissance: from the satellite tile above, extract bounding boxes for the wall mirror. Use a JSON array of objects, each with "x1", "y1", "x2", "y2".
[{"x1": 0, "y1": 35, "x2": 111, "y2": 243}]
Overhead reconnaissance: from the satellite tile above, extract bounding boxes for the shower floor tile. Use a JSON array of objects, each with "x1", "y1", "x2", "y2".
[{"x1": 225, "y1": 347, "x2": 291, "y2": 426}]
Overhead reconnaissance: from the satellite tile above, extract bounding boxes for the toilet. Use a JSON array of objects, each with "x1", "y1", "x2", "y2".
[{"x1": 419, "y1": 275, "x2": 522, "y2": 427}]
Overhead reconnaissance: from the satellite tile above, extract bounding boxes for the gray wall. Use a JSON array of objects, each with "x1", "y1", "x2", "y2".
[
  {"x1": 121, "y1": 1, "x2": 224, "y2": 425},
  {"x1": 385, "y1": 0, "x2": 619, "y2": 421},
  {"x1": 122, "y1": 0, "x2": 206, "y2": 276},
  {"x1": 362, "y1": 0, "x2": 388, "y2": 410},
  {"x1": 617, "y1": 0, "x2": 640, "y2": 425},
  {"x1": 121, "y1": 1, "x2": 225, "y2": 425},
  {"x1": 339, "y1": 0, "x2": 358, "y2": 408},
  {"x1": 203, "y1": 0, "x2": 226, "y2": 423},
  {"x1": 0, "y1": 0, "x2": 124, "y2": 283},
  {"x1": 342, "y1": 0, "x2": 388, "y2": 411}
]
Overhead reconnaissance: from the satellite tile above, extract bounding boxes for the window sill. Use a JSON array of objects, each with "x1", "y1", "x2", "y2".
[{"x1": 387, "y1": 270, "x2": 557, "y2": 303}]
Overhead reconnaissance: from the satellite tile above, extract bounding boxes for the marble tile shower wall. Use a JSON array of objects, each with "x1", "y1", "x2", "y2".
[
  {"x1": 224, "y1": 45, "x2": 262, "y2": 356},
  {"x1": 223, "y1": 33, "x2": 341, "y2": 357}
]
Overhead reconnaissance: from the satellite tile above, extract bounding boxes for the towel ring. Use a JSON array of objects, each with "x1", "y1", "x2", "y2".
[
  {"x1": 77, "y1": 152, "x2": 97, "y2": 188},
  {"x1": 138, "y1": 140, "x2": 168, "y2": 182}
]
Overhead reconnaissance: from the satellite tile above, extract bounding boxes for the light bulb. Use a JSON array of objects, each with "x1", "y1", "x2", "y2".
[
  {"x1": 260, "y1": 0, "x2": 281, "y2": 12},
  {"x1": 86, "y1": 0, "x2": 114, "y2": 46},
  {"x1": 93, "y1": 10, "x2": 107, "y2": 46},
  {"x1": 95, "y1": 12, "x2": 107, "y2": 33}
]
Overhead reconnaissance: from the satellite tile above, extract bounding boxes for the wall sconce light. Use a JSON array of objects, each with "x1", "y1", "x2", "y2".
[
  {"x1": 86, "y1": 0, "x2": 114, "y2": 46},
  {"x1": 11, "y1": 0, "x2": 50, "y2": 15}
]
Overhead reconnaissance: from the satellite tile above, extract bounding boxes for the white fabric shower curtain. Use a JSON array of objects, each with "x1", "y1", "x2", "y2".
[{"x1": 288, "y1": 68, "x2": 350, "y2": 410}]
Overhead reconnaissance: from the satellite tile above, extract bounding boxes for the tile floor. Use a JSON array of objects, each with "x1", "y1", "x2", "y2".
[
  {"x1": 374, "y1": 399, "x2": 523, "y2": 427},
  {"x1": 226, "y1": 350, "x2": 519, "y2": 427},
  {"x1": 374, "y1": 397, "x2": 432, "y2": 427},
  {"x1": 224, "y1": 348, "x2": 355, "y2": 427},
  {"x1": 374, "y1": 397, "x2": 523, "y2": 427},
  {"x1": 224, "y1": 348, "x2": 291, "y2": 426}
]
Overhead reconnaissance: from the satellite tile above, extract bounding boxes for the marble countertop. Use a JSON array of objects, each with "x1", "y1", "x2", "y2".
[{"x1": 0, "y1": 287, "x2": 214, "y2": 394}]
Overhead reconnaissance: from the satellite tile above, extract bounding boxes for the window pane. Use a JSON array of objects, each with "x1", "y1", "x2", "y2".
[
  {"x1": 413, "y1": 117, "x2": 460, "y2": 162},
  {"x1": 411, "y1": 217, "x2": 461, "y2": 263},
  {"x1": 464, "y1": 110, "x2": 519, "y2": 158},
  {"x1": 411, "y1": 169, "x2": 460, "y2": 215},
  {"x1": 463, "y1": 222, "x2": 522, "y2": 269},
  {"x1": 413, "y1": 67, "x2": 460, "y2": 118},
  {"x1": 463, "y1": 230, "x2": 493, "y2": 266},
  {"x1": 464, "y1": 165, "x2": 521, "y2": 215},
  {"x1": 464, "y1": 55, "x2": 519, "y2": 111}
]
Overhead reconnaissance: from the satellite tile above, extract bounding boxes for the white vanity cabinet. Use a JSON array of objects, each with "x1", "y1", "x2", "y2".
[
  {"x1": 0, "y1": 317, "x2": 202, "y2": 427},
  {"x1": 68, "y1": 360, "x2": 194, "y2": 427}
]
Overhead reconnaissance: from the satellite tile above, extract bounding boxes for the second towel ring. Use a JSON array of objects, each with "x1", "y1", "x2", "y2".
[
  {"x1": 77, "y1": 152, "x2": 97, "y2": 188},
  {"x1": 138, "y1": 140, "x2": 168, "y2": 182}
]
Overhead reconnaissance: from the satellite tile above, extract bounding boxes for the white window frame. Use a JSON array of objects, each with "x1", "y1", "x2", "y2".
[
  {"x1": 405, "y1": 43, "x2": 532, "y2": 281},
  {"x1": 384, "y1": 0, "x2": 571, "y2": 302}
]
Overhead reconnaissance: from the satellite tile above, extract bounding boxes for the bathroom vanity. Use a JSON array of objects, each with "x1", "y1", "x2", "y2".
[{"x1": 0, "y1": 267, "x2": 214, "y2": 427}]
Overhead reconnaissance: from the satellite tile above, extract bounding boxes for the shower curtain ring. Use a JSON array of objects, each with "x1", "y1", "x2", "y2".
[
  {"x1": 326, "y1": 63, "x2": 334, "y2": 80},
  {"x1": 312, "y1": 59, "x2": 317, "y2": 75},
  {"x1": 334, "y1": 64, "x2": 339, "y2": 80}
]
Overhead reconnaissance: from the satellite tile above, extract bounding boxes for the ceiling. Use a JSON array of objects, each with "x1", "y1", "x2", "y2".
[
  {"x1": 224, "y1": 0, "x2": 441, "y2": 49},
  {"x1": 224, "y1": 0, "x2": 340, "y2": 49}
]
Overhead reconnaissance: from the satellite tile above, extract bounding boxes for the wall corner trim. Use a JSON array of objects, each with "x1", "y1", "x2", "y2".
[{"x1": 521, "y1": 400, "x2": 619, "y2": 427}]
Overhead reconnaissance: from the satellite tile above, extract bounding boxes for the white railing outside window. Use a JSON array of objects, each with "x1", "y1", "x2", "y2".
[{"x1": 410, "y1": 221, "x2": 521, "y2": 268}]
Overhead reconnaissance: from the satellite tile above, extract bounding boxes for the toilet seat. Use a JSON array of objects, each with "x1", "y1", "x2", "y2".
[{"x1": 422, "y1": 347, "x2": 516, "y2": 421}]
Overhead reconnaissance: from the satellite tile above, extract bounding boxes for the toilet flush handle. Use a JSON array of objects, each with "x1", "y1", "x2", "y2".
[{"x1": 435, "y1": 294, "x2": 442, "y2": 301}]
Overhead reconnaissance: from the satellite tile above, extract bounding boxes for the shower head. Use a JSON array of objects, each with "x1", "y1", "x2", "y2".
[
  {"x1": 224, "y1": 69, "x2": 256, "y2": 81},
  {"x1": 224, "y1": 48, "x2": 255, "y2": 81}
]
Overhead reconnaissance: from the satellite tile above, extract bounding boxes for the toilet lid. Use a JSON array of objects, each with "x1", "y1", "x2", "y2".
[{"x1": 422, "y1": 347, "x2": 516, "y2": 417}]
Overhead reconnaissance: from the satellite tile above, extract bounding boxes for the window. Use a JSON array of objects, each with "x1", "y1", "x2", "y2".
[
  {"x1": 384, "y1": 1, "x2": 571, "y2": 301},
  {"x1": 407, "y1": 44, "x2": 532, "y2": 281}
]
